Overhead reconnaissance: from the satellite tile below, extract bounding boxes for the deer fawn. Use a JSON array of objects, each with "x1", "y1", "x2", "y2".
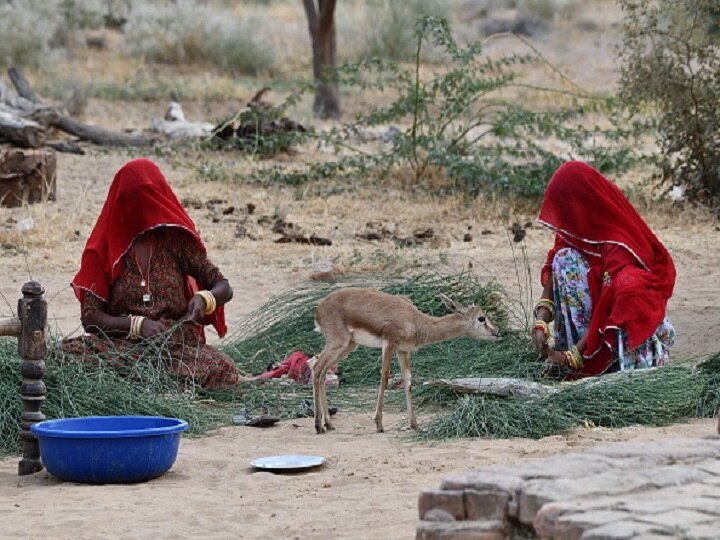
[{"x1": 311, "y1": 287, "x2": 500, "y2": 434}]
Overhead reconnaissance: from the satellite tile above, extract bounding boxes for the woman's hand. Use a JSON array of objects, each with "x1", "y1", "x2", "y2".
[
  {"x1": 185, "y1": 294, "x2": 206, "y2": 323},
  {"x1": 532, "y1": 327, "x2": 549, "y2": 355},
  {"x1": 140, "y1": 318, "x2": 168, "y2": 338},
  {"x1": 546, "y1": 348, "x2": 569, "y2": 367}
]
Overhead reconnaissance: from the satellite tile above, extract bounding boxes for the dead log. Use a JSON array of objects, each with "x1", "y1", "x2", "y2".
[
  {"x1": 423, "y1": 377, "x2": 558, "y2": 399},
  {"x1": 5, "y1": 68, "x2": 157, "y2": 147},
  {"x1": 53, "y1": 115, "x2": 156, "y2": 147},
  {"x1": 0, "y1": 109, "x2": 47, "y2": 148},
  {"x1": 0, "y1": 79, "x2": 45, "y2": 115},
  {"x1": 0, "y1": 149, "x2": 57, "y2": 207},
  {"x1": 7, "y1": 67, "x2": 42, "y2": 104}
]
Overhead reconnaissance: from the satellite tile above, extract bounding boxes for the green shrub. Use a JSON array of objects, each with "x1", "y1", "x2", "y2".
[
  {"x1": 618, "y1": 0, "x2": 720, "y2": 211},
  {"x1": 263, "y1": 16, "x2": 638, "y2": 199}
]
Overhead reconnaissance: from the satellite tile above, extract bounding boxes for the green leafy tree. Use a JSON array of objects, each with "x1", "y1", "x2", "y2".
[{"x1": 618, "y1": 0, "x2": 720, "y2": 210}]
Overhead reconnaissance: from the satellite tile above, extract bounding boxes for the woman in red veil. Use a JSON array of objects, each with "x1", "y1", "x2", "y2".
[
  {"x1": 61, "y1": 159, "x2": 241, "y2": 389},
  {"x1": 532, "y1": 161, "x2": 676, "y2": 378}
]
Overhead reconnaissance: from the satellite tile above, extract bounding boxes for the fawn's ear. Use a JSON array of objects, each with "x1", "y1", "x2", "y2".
[{"x1": 439, "y1": 293, "x2": 458, "y2": 312}]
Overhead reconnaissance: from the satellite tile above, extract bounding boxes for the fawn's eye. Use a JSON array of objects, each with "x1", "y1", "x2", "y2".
[{"x1": 478, "y1": 316, "x2": 486, "y2": 323}]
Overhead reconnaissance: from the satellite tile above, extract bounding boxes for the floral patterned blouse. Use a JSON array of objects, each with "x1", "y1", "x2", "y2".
[{"x1": 83, "y1": 227, "x2": 224, "y2": 327}]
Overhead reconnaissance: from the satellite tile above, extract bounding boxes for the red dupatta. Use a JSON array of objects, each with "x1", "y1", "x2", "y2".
[
  {"x1": 71, "y1": 158, "x2": 227, "y2": 337},
  {"x1": 538, "y1": 161, "x2": 675, "y2": 377}
]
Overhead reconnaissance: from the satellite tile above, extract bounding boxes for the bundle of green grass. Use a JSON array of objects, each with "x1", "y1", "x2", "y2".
[
  {"x1": 1, "y1": 272, "x2": 717, "y2": 458},
  {"x1": 0, "y1": 338, "x2": 228, "y2": 458},
  {"x1": 224, "y1": 272, "x2": 720, "y2": 439}
]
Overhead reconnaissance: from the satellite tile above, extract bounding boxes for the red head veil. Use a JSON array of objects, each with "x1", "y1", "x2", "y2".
[
  {"x1": 538, "y1": 161, "x2": 675, "y2": 376},
  {"x1": 71, "y1": 159, "x2": 226, "y2": 337}
]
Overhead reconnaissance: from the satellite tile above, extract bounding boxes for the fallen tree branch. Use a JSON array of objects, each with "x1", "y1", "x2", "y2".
[
  {"x1": 7, "y1": 67, "x2": 42, "y2": 104},
  {"x1": 424, "y1": 377, "x2": 558, "y2": 399},
  {"x1": 4, "y1": 67, "x2": 157, "y2": 147},
  {"x1": 0, "y1": 109, "x2": 46, "y2": 148}
]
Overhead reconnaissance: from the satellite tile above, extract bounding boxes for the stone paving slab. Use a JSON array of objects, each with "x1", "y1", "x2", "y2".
[{"x1": 416, "y1": 435, "x2": 720, "y2": 539}]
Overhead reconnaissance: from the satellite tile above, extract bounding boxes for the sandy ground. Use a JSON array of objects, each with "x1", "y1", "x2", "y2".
[
  {"x1": 1, "y1": 415, "x2": 717, "y2": 540},
  {"x1": 1, "y1": 150, "x2": 719, "y2": 539},
  {"x1": 1, "y1": 1, "x2": 720, "y2": 537}
]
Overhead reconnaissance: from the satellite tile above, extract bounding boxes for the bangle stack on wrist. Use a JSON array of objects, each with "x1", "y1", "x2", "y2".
[
  {"x1": 129, "y1": 315, "x2": 145, "y2": 339},
  {"x1": 564, "y1": 345, "x2": 583, "y2": 371},
  {"x1": 195, "y1": 290, "x2": 217, "y2": 315},
  {"x1": 533, "y1": 319, "x2": 551, "y2": 339},
  {"x1": 534, "y1": 298, "x2": 556, "y2": 321}
]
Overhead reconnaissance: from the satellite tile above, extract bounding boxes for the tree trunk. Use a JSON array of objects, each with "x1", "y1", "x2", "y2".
[
  {"x1": 0, "y1": 149, "x2": 57, "y2": 208},
  {"x1": 303, "y1": 0, "x2": 341, "y2": 119}
]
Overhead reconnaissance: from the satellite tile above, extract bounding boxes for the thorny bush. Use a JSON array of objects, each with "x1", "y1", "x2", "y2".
[
  {"x1": 258, "y1": 16, "x2": 639, "y2": 200},
  {"x1": 618, "y1": 0, "x2": 720, "y2": 212}
]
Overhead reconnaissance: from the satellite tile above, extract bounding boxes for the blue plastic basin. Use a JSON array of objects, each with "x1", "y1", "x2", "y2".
[{"x1": 31, "y1": 416, "x2": 188, "y2": 484}]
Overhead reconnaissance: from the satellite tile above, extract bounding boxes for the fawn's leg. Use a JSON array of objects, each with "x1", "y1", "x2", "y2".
[
  {"x1": 374, "y1": 341, "x2": 396, "y2": 433},
  {"x1": 397, "y1": 351, "x2": 418, "y2": 430},
  {"x1": 312, "y1": 344, "x2": 346, "y2": 434},
  {"x1": 320, "y1": 342, "x2": 356, "y2": 430}
]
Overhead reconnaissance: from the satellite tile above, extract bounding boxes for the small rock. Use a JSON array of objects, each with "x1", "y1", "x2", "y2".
[{"x1": 15, "y1": 218, "x2": 34, "y2": 232}]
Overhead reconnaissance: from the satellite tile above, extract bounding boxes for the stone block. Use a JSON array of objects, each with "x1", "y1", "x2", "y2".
[
  {"x1": 635, "y1": 508, "x2": 717, "y2": 528},
  {"x1": 464, "y1": 489, "x2": 510, "y2": 520},
  {"x1": 579, "y1": 520, "x2": 661, "y2": 540},
  {"x1": 533, "y1": 500, "x2": 634, "y2": 538},
  {"x1": 695, "y1": 458, "x2": 720, "y2": 476},
  {"x1": 415, "y1": 520, "x2": 511, "y2": 540},
  {"x1": 518, "y1": 464, "x2": 712, "y2": 525},
  {"x1": 552, "y1": 510, "x2": 636, "y2": 540},
  {"x1": 587, "y1": 438, "x2": 720, "y2": 462},
  {"x1": 419, "y1": 489, "x2": 466, "y2": 520},
  {"x1": 440, "y1": 471, "x2": 522, "y2": 493},
  {"x1": 622, "y1": 495, "x2": 720, "y2": 517},
  {"x1": 680, "y1": 523, "x2": 720, "y2": 539}
]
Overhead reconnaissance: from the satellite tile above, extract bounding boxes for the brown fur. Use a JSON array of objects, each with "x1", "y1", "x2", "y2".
[{"x1": 311, "y1": 287, "x2": 499, "y2": 434}]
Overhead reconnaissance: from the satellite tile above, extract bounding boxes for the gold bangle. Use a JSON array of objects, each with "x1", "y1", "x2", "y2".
[
  {"x1": 196, "y1": 291, "x2": 217, "y2": 315},
  {"x1": 571, "y1": 345, "x2": 583, "y2": 370},
  {"x1": 534, "y1": 299, "x2": 555, "y2": 322},
  {"x1": 533, "y1": 319, "x2": 551, "y2": 339},
  {"x1": 565, "y1": 346, "x2": 583, "y2": 370},
  {"x1": 130, "y1": 315, "x2": 145, "y2": 339}
]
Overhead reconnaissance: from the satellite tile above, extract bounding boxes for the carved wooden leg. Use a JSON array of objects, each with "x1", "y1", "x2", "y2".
[{"x1": 17, "y1": 281, "x2": 46, "y2": 476}]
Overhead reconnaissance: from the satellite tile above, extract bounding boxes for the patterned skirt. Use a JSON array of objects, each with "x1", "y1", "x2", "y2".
[
  {"x1": 60, "y1": 321, "x2": 241, "y2": 390},
  {"x1": 551, "y1": 247, "x2": 675, "y2": 371}
]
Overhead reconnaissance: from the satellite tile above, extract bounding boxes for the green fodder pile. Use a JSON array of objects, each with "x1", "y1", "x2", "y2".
[
  {"x1": 422, "y1": 354, "x2": 720, "y2": 440},
  {"x1": 0, "y1": 338, "x2": 228, "y2": 458},
  {"x1": 226, "y1": 271, "x2": 720, "y2": 440},
  {"x1": 223, "y1": 271, "x2": 540, "y2": 419},
  {"x1": 224, "y1": 272, "x2": 539, "y2": 380},
  {"x1": 2, "y1": 272, "x2": 717, "y2": 457}
]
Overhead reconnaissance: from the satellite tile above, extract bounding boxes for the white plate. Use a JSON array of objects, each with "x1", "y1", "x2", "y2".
[{"x1": 251, "y1": 454, "x2": 326, "y2": 471}]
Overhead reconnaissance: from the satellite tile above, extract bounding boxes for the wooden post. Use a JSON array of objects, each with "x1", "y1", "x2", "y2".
[{"x1": 17, "y1": 281, "x2": 47, "y2": 475}]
